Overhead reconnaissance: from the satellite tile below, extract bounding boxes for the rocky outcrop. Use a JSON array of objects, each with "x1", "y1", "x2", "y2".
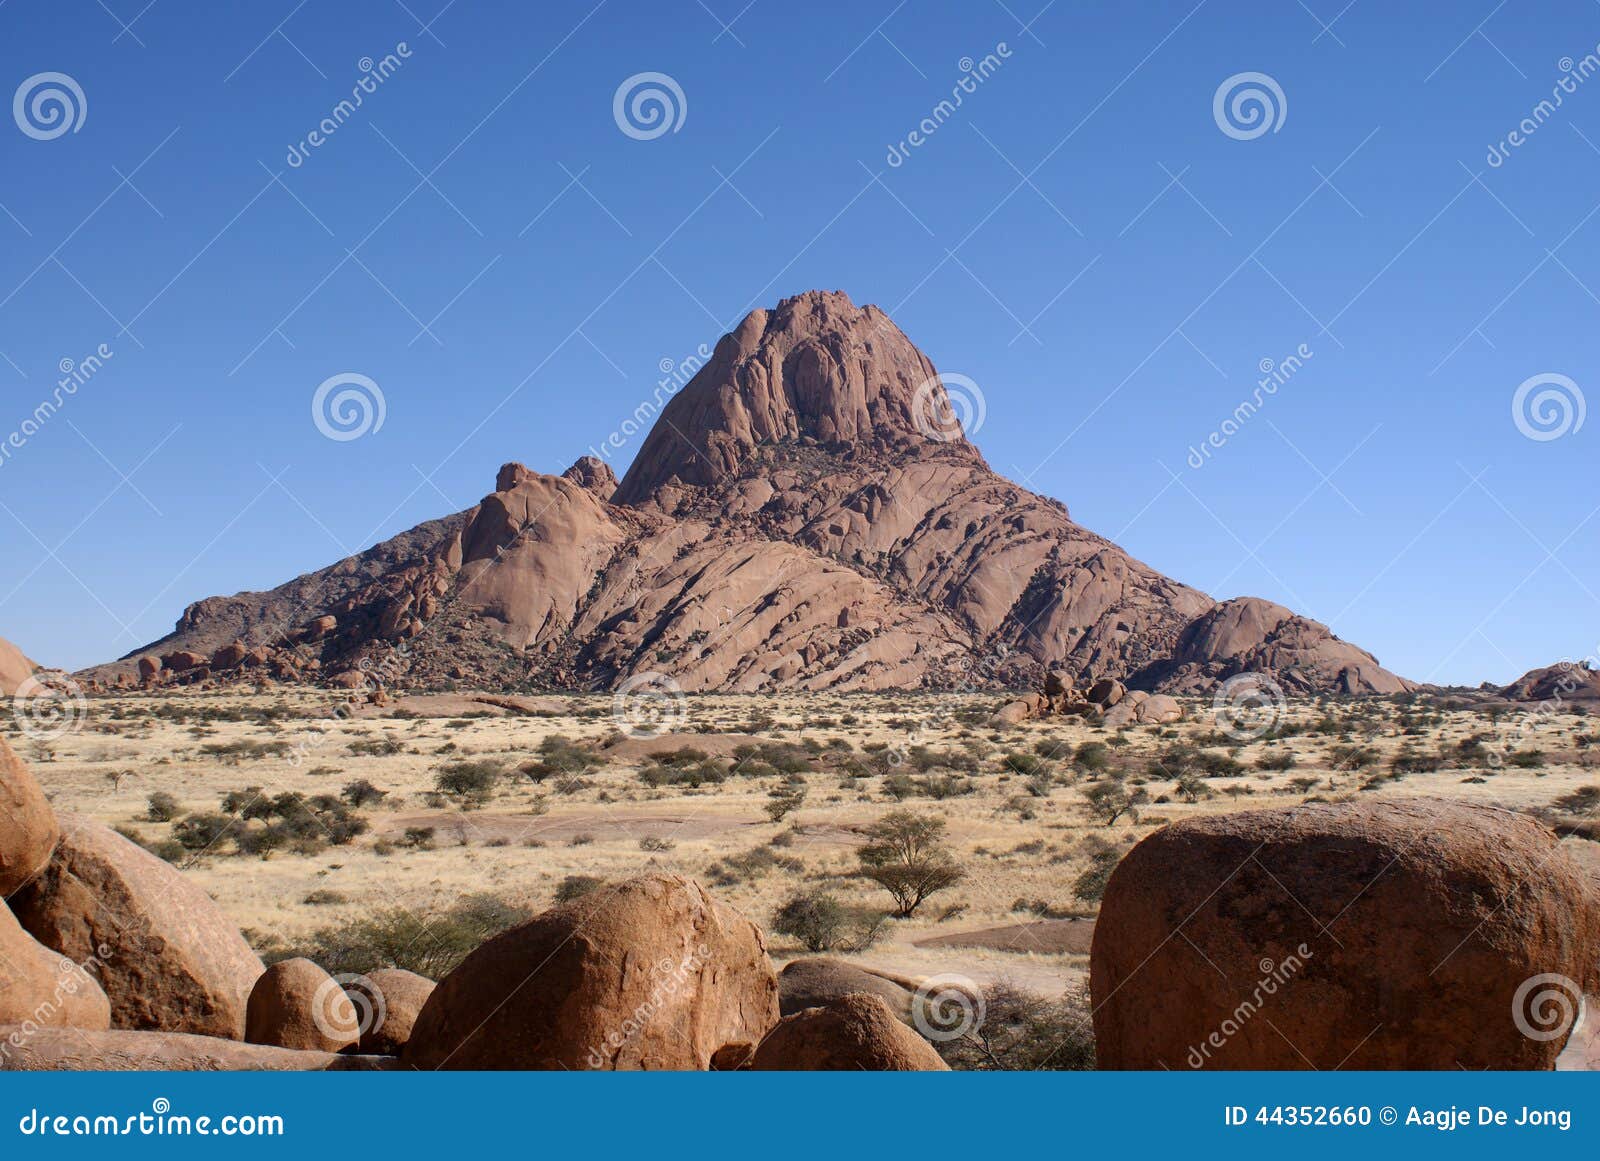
[
  {"x1": 777, "y1": 957, "x2": 918, "y2": 1023},
  {"x1": 0, "y1": 636, "x2": 38, "y2": 696},
  {"x1": 88, "y1": 292, "x2": 1401, "y2": 697},
  {"x1": 750, "y1": 993, "x2": 949, "y2": 1071},
  {"x1": 1132, "y1": 597, "x2": 1410, "y2": 696},
  {"x1": 0, "y1": 903, "x2": 111, "y2": 1032},
  {"x1": 1500, "y1": 662, "x2": 1600, "y2": 706},
  {"x1": 1091, "y1": 800, "x2": 1600, "y2": 1069},
  {"x1": 10, "y1": 816, "x2": 265, "y2": 1039},
  {"x1": 0, "y1": 1027, "x2": 397, "y2": 1071},
  {"x1": 0, "y1": 736, "x2": 58, "y2": 897},
  {"x1": 245, "y1": 959, "x2": 358, "y2": 1053},
  {"x1": 405, "y1": 873, "x2": 778, "y2": 1069},
  {"x1": 345, "y1": 968, "x2": 434, "y2": 1056}
]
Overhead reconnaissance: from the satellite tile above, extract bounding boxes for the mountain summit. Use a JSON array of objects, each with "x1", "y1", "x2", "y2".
[{"x1": 88, "y1": 291, "x2": 1408, "y2": 696}]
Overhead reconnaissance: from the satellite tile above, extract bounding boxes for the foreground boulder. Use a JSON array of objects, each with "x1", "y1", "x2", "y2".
[
  {"x1": 10, "y1": 816, "x2": 264, "y2": 1039},
  {"x1": 0, "y1": 903, "x2": 110, "y2": 1032},
  {"x1": 0, "y1": 736, "x2": 58, "y2": 897},
  {"x1": 1092, "y1": 799, "x2": 1600, "y2": 1069},
  {"x1": 0, "y1": 1027, "x2": 396, "y2": 1071},
  {"x1": 778, "y1": 958, "x2": 917, "y2": 1024},
  {"x1": 751, "y1": 994, "x2": 949, "y2": 1071},
  {"x1": 245, "y1": 959, "x2": 357, "y2": 1053},
  {"x1": 346, "y1": 968, "x2": 434, "y2": 1056},
  {"x1": 405, "y1": 873, "x2": 779, "y2": 1069}
]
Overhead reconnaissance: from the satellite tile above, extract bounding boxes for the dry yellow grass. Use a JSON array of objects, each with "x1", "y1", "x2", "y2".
[{"x1": 14, "y1": 687, "x2": 1598, "y2": 999}]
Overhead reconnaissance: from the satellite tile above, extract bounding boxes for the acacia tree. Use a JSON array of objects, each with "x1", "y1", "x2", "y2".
[
  {"x1": 1081, "y1": 782, "x2": 1148, "y2": 827},
  {"x1": 857, "y1": 810, "x2": 964, "y2": 917}
]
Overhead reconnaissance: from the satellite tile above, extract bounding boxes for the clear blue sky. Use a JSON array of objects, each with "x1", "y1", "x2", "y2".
[{"x1": 1, "y1": 0, "x2": 1596, "y2": 683}]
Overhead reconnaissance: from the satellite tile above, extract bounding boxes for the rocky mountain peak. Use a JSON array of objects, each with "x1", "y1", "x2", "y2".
[{"x1": 613, "y1": 290, "x2": 978, "y2": 506}]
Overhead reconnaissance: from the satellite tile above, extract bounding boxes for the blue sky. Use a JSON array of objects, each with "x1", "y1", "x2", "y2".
[{"x1": 0, "y1": 0, "x2": 1596, "y2": 683}]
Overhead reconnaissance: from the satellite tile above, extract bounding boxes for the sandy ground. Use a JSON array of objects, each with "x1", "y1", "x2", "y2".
[{"x1": 12, "y1": 687, "x2": 1598, "y2": 1004}]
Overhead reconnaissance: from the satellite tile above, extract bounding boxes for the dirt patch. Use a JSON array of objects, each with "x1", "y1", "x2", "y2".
[{"x1": 914, "y1": 918, "x2": 1095, "y2": 956}]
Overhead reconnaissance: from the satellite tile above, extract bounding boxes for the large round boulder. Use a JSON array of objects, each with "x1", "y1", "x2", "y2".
[
  {"x1": 345, "y1": 968, "x2": 434, "y2": 1056},
  {"x1": 404, "y1": 873, "x2": 779, "y2": 1069},
  {"x1": 245, "y1": 958, "x2": 358, "y2": 1053},
  {"x1": 1092, "y1": 799, "x2": 1600, "y2": 1069},
  {"x1": 1, "y1": 903, "x2": 110, "y2": 1032},
  {"x1": 778, "y1": 957, "x2": 916, "y2": 1023},
  {"x1": 0, "y1": 736, "x2": 58, "y2": 897},
  {"x1": 751, "y1": 994, "x2": 949, "y2": 1070},
  {"x1": 10, "y1": 816, "x2": 264, "y2": 1039}
]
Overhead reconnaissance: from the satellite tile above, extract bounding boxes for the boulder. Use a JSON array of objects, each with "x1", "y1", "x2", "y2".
[
  {"x1": 0, "y1": 736, "x2": 58, "y2": 897},
  {"x1": 404, "y1": 873, "x2": 779, "y2": 1069},
  {"x1": 211, "y1": 642, "x2": 248, "y2": 669},
  {"x1": 0, "y1": 636, "x2": 38, "y2": 696},
  {"x1": 778, "y1": 957, "x2": 917, "y2": 1023},
  {"x1": 245, "y1": 958, "x2": 358, "y2": 1052},
  {"x1": 10, "y1": 816, "x2": 264, "y2": 1039},
  {"x1": 135, "y1": 655, "x2": 161, "y2": 681},
  {"x1": 0, "y1": 1027, "x2": 397, "y2": 1071},
  {"x1": 1087, "y1": 678, "x2": 1126, "y2": 708},
  {"x1": 1091, "y1": 799, "x2": 1600, "y2": 1069},
  {"x1": 159, "y1": 650, "x2": 207, "y2": 673},
  {"x1": 751, "y1": 994, "x2": 949, "y2": 1070},
  {"x1": 1, "y1": 902, "x2": 111, "y2": 1031},
  {"x1": 345, "y1": 968, "x2": 434, "y2": 1056}
]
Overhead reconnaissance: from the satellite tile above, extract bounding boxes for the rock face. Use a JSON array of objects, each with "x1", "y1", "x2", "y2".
[
  {"x1": 88, "y1": 292, "x2": 1400, "y2": 696},
  {"x1": 1091, "y1": 800, "x2": 1600, "y2": 1070},
  {"x1": 405, "y1": 873, "x2": 778, "y2": 1069},
  {"x1": 1501, "y1": 662, "x2": 1600, "y2": 706},
  {"x1": 0, "y1": 736, "x2": 58, "y2": 897},
  {"x1": 1131, "y1": 597, "x2": 1410, "y2": 696},
  {"x1": 346, "y1": 968, "x2": 434, "y2": 1056},
  {"x1": 0, "y1": 636, "x2": 38, "y2": 696},
  {"x1": 751, "y1": 994, "x2": 949, "y2": 1071},
  {"x1": 0, "y1": 1027, "x2": 396, "y2": 1071},
  {"x1": 0, "y1": 903, "x2": 111, "y2": 1032},
  {"x1": 10, "y1": 816, "x2": 265, "y2": 1039},
  {"x1": 245, "y1": 958, "x2": 358, "y2": 1053},
  {"x1": 778, "y1": 957, "x2": 917, "y2": 1023}
]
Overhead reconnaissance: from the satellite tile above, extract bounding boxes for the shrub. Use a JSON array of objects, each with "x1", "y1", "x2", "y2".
[
  {"x1": 281, "y1": 894, "x2": 533, "y2": 978},
  {"x1": 144, "y1": 792, "x2": 183, "y2": 823},
  {"x1": 771, "y1": 892, "x2": 846, "y2": 951},
  {"x1": 934, "y1": 982, "x2": 1095, "y2": 1071},
  {"x1": 554, "y1": 874, "x2": 604, "y2": 903},
  {"x1": 434, "y1": 760, "x2": 503, "y2": 808},
  {"x1": 341, "y1": 779, "x2": 388, "y2": 808}
]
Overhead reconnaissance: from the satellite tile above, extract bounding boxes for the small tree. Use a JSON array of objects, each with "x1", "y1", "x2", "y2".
[
  {"x1": 857, "y1": 810, "x2": 964, "y2": 918},
  {"x1": 1081, "y1": 782, "x2": 1148, "y2": 826},
  {"x1": 434, "y1": 760, "x2": 502, "y2": 809},
  {"x1": 341, "y1": 779, "x2": 388, "y2": 808},
  {"x1": 771, "y1": 892, "x2": 846, "y2": 951}
]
